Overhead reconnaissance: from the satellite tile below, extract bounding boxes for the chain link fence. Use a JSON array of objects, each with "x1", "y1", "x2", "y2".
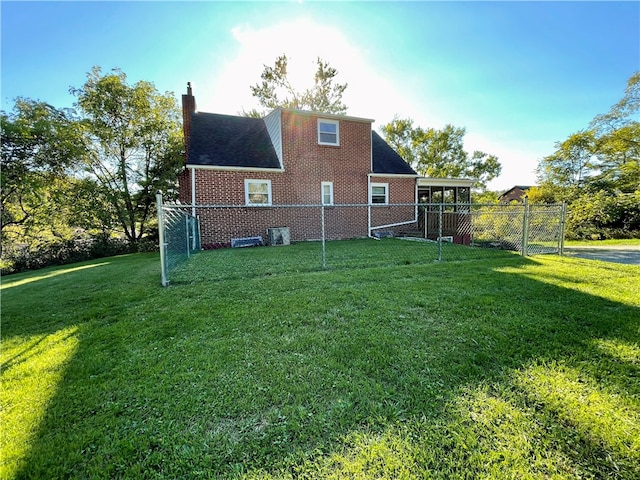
[
  {"x1": 156, "y1": 192, "x2": 201, "y2": 286},
  {"x1": 158, "y1": 196, "x2": 565, "y2": 285}
]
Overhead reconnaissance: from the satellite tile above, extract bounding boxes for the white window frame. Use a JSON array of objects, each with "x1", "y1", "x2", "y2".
[
  {"x1": 321, "y1": 181, "x2": 334, "y2": 205},
  {"x1": 318, "y1": 119, "x2": 340, "y2": 146},
  {"x1": 244, "y1": 179, "x2": 272, "y2": 206},
  {"x1": 370, "y1": 182, "x2": 389, "y2": 205}
]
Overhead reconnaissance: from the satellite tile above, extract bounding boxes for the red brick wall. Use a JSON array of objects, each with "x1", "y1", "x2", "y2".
[
  {"x1": 181, "y1": 85, "x2": 196, "y2": 163},
  {"x1": 178, "y1": 169, "x2": 191, "y2": 203},
  {"x1": 279, "y1": 111, "x2": 371, "y2": 205},
  {"x1": 196, "y1": 206, "x2": 324, "y2": 247}
]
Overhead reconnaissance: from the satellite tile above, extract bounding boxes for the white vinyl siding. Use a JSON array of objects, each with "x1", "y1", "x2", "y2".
[
  {"x1": 263, "y1": 109, "x2": 283, "y2": 167},
  {"x1": 245, "y1": 179, "x2": 272, "y2": 206}
]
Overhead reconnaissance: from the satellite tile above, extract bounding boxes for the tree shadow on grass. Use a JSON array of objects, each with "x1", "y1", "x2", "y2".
[{"x1": 5, "y1": 255, "x2": 639, "y2": 478}]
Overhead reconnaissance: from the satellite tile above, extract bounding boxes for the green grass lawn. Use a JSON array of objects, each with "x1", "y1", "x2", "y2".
[
  {"x1": 172, "y1": 238, "x2": 517, "y2": 283},
  {"x1": 2, "y1": 248, "x2": 639, "y2": 479}
]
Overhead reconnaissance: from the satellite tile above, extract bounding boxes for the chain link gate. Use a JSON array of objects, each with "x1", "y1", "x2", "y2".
[
  {"x1": 468, "y1": 199, "x2": 566, "y2": 257},
  {"x1": 156, "y1": 191, "x2": 201, "y2": 286}
]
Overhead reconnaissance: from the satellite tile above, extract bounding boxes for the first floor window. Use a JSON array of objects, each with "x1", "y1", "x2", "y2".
[
  {"x1": 245, "y1": 179, "x2": 272, "y2": 206},
  {"x1": 370, "y1": 183, "x2": 388, "y2": 204},
  {"x1": 321, "y1": 181, "x2": 334, "y2": 205}
]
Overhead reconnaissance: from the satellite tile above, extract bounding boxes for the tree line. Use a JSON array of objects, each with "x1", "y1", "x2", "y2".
[
  {"x1": 2, "y1": 59, "x2": 638, "y2": 273},
  {"x1": 1, "y1": 67, "x2": 184, "y2": 272},
  {"x1": 530, "y1": 72, "x2": 640, "y2": 239}
]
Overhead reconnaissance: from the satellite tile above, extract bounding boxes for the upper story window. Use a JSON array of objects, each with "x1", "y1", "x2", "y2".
[
  {"x1": 318, "y1": 119, "x2": 339, "y2": 146},
  {"x1": 370, "y1": 183, "x2": 388, "y2": 205},
  {"x1": 245, "y1": 179, "x2": 272, "y2": 206}
]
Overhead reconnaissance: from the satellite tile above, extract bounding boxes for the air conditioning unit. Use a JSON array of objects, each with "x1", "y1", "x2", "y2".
[{"x1": 267, "y1": 227, "x2": 291, "y2": 246}]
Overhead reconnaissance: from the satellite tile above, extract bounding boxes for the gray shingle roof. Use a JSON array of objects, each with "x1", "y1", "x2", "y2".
[
  {"x1": 371, "y1": 131, "x2": 417, "y2": 175},
  {"x1": 187, "y1": 112, "x2": 280, "y2": 169}
]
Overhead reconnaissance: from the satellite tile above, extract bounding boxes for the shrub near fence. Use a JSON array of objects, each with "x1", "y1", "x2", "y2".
[
  {"x1": 0, "y1": 234, "x2": 139, "y2": 275},
  {"x1": 158, "y1": 197, "x2": 566, "y2": 285}
]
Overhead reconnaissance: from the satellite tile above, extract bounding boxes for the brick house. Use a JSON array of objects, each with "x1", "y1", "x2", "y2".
[
  {"x1": 178, "y1": 83, "x2": 422, "y2": 246},
  {"x1": 499, "y1": 185, "x2": 534, "y2": 203}
]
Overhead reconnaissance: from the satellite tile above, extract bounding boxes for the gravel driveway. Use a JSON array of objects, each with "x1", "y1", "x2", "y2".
[{"x1": 563, "y1": 245, "x2": 640, "y2": 265}]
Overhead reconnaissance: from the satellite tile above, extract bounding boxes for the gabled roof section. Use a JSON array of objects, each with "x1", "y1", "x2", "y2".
[
  {"x1": 371, "y1": 131, "x2": 417, "y2": 175},
  {"x1": 187, "y1": 112, "x2": 281, "y2": 169},
  {"x1": 500, "y1": 185, "x2": 535, "y2": 196}
]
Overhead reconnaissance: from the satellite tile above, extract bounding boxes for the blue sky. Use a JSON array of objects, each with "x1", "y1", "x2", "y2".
[{"x1": 2, "y1": 1, "x2": 638, "y2": 190}]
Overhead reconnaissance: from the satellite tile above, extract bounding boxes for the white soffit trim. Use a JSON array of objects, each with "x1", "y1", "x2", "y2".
[
  {"x1": 280, "y1": 108, "x2": 374, "y2": 124},
  {"x1": 417, "y1": 177, "x2": 475, "y2": 187},
  {"x1": 368, "y1": 173, "x2": 419, "y2": 179}
]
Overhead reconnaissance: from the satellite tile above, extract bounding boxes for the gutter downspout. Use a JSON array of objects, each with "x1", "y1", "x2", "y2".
[
  {"x1": 366, "y1": 174, "x2": 419, "y2": 237},
  {"x1": 191, "y1": 167, "x2": 196, "y2": 218}
]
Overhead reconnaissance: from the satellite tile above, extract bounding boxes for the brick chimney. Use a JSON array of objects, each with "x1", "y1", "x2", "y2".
[{"x1": 182, "y1": 82, "x2": 196, "y2": 163}]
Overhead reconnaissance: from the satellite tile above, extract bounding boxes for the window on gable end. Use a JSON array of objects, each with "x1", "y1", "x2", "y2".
[{"x1": 318, "y1": 119, "x2": 339, "y2": 146}]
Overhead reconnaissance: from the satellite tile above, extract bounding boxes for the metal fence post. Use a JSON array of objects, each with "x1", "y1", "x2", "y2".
[
  {"x1": 321, "y1": 205, "x2": 326, "y2": 269},
  {"x1": 185, "y1": 215, "x2": 191, "y2": 258},
  {"x1": 190, "y1": 217, "x2": 196, "y2": 251},
  {"x1": 438, "y1": 203, "x2": 443, "y2": 261},
  {"x1": 521, "y1": 197, "x2": 530, "y2": 257},
  {"x1": 424, "y1": 206, "x2": 428, "y2": 239},
  {"x1": 156, "y1": 191, "x2": 169, "y2": 287},
  {"x1": 559, "y1": 201, "x2": 567, "y2": 256}
]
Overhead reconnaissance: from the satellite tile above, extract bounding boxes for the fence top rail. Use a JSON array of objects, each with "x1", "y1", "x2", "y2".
[
  {"x1": 164, "y1": 202, "x2": 565, "y2": 209},
  {"x1": 161, "y1": 206, "x2": 199, "y2": 218}
]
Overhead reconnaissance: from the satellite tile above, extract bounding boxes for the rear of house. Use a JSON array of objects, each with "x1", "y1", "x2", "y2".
[{"x1": 178, "y1": 84, "x2": 418, "y2": 246}]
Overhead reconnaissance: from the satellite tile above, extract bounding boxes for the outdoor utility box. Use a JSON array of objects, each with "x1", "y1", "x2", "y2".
[
  {"x1": 231, "y1": 236, "x2": 263, "y2": 248},
  {"x1": 267, "y1": 227, "x2": 291, "y2": 246}
]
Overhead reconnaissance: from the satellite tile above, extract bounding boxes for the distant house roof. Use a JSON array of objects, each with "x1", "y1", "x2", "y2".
[
  {"x1": 186, "y1": 112, "x2": 280, "y2": 169},
  {"x1": 499, "y1": 185, "x2": 534, "y2": 196},
  {"x1": 499, "y1": 185, "x2": 536, "y2": 203},
  {"x1": 371, "y1": 131, "x2": 417, "y2": 175},
  {"x1": 501, "y1": 185, "x2": 534, "y2": 194}
]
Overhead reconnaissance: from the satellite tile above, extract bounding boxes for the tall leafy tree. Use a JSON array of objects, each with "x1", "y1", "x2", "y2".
[
  {"x1": 589, "y1": 72, "x2": 640, "y2": 193},
  {"x1": 535, "y1": 72, "x2": 640, "y2": 238},
  {"x1": 1, "y1": 99, "x2": 86, "y2": 247},
  {"x1": 536, "y1": 130, "x2": 596, "y2": 188},
  {"x1": 245, "y1": 54, "x2": 348, "y2": 116},
  {"x1": 537, "y1": 72, "x2": 639, "y2": 194},
  {"x1": 71, "y1": 67, "x2": 184, "y2": 246},
  {"x1": 381, "y1": 117, "x2": 501, "y2": 189}
]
